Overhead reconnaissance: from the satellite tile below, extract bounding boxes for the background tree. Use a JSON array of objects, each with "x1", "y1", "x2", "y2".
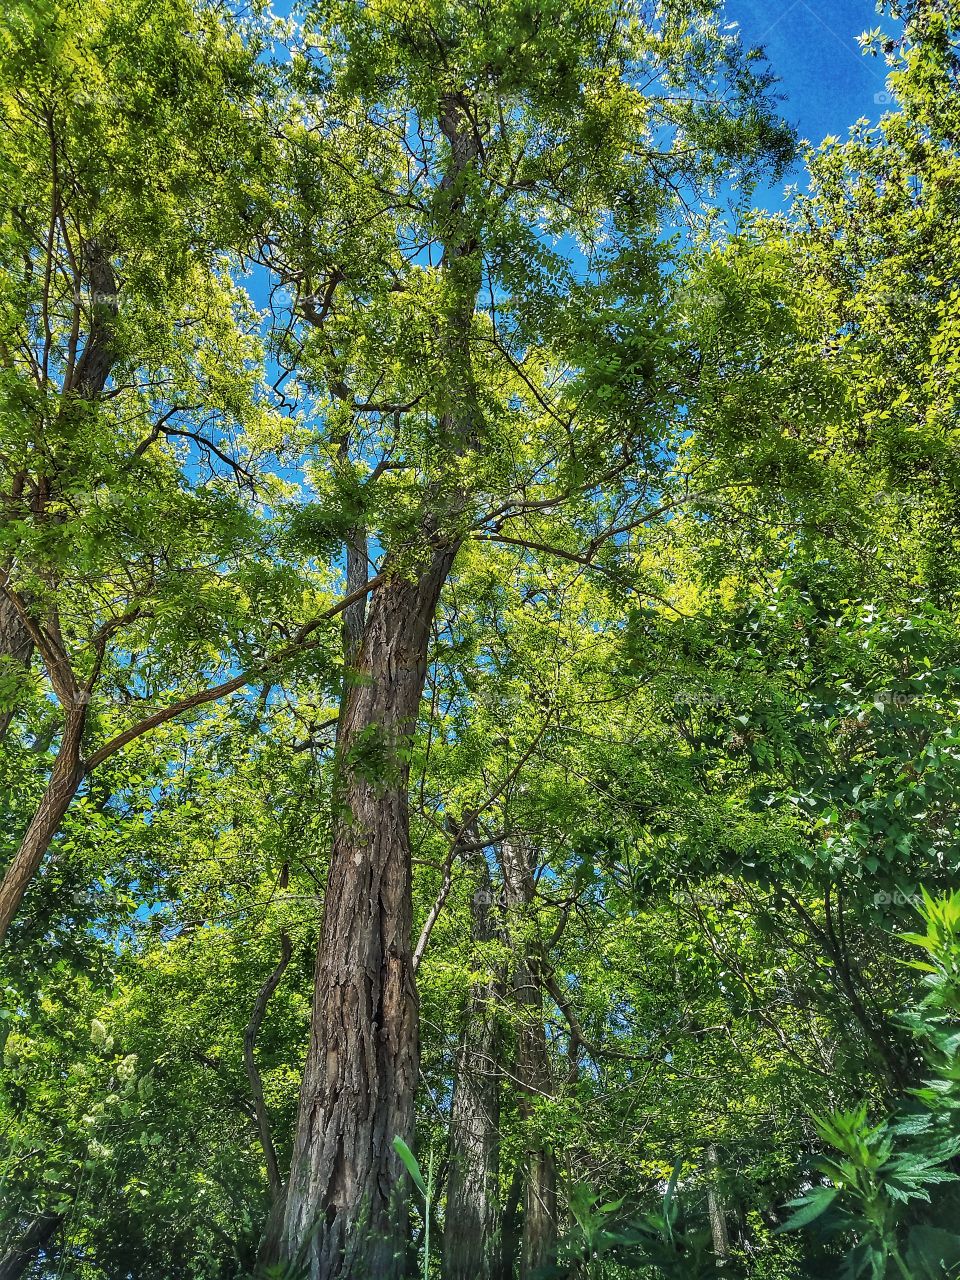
[{"x1": 0, "y1": 0, "x2": 310, "y2": 940}]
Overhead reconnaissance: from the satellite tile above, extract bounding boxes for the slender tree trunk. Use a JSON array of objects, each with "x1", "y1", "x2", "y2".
[
  {"x1": 245, "y1": 927, "x2": 294, "y2": 1201},
  {"x1": 499, "y1": 842, "x2": 558, "y2": 1280},
  {"x1": 251, "y1": 876, "x2": 295, "y2": 1269},
  {"x1": 519, "y1": 1143, "x2": 556, "y2": 1280},
  {"x1": 706, "y1": 1143, "x2": 729, "y2": 1263},
  {"x1": 0, "y1": 1211, "x2": 63, "y2": 1280},
  {"x1": 282, "y1": 550, "x2": 457, "y2": 1280},
  {"x1": 497, "y1": 1169, "x2": 523, "y2": 1280},
  {"x1": 0, "y1": 707, "x2": 86, "y2": 942},
  {"x1": 442, "y1": 855, "x2": 502, "y2": 1280},
  {"x1": 341, "y1": 531, "x2": 368, "y2": 672},
  {"x1": 0, "y1": 241, "x2": 117, "y2": 920}
]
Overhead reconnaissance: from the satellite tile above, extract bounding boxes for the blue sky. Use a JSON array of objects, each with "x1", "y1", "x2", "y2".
[
  {"x1": 728, "y1": 0, "x2": 898, "y2": 205},
  {"x1": 730, "y1": 0, "x2": 895, "y2": 147}
]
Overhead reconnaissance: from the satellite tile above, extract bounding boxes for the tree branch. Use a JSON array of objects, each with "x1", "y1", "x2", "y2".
[
  {"x1": 244, "y1": 929, "x2": 293, "y2": 1199},
  {"x1": 83, "y1": 572, "x2": 385, "y2": 771}
]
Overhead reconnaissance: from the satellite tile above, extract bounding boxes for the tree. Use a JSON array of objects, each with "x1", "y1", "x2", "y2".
[
  {"x1": 260, "y1": 2, "x2": 794, "y2": 1274},
  {"x1": 0, "y1": 0, "x2": 303, "y2": 941},
  {"x1": 441, "y1": 852, "x2": 502, "y2": 1280}
]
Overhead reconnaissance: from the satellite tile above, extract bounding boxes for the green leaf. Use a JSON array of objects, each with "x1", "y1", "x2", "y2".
[
  {"x1": 392, "y1": 1136, "x2": 427, "y2": 1197},
  {"x1": 777, "y1": 1186, "x2": 839, "y2": 1231},
  {"x1": 662, "y1": 1157, "x2": 682, "y2": 1237}
]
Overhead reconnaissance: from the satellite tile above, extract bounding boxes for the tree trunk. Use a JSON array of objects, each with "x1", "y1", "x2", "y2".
[
  {"x1": 282, "y1": 550, "x2": 456, "y2": 1280},
  {"x1": 245, "y1": 928, "x2": 294, "y2": 1201},
  {"x1": 497, "y1": 1169, "x2": 523, "y2": 1280},
  {"x1": 341, "y1": 531, "x2": 368, "y2": 672},
  {"x1": 0, "y1": 592, "x2": 34, "y2": 743},
  {"x1": 442, "y1": 855, "x2": 502, "y2": 1280},
  {"x1": 0, "y1": 1211, "x2": 63, "y2": 1280},
  {"x1": 499, "y1": 842, "x2": 558, "y2": 1280},
  {"x1": 0, "y1": 707, "x2": 86, "y2": 942},
  {"x1": 282, "y1": 87, "x2": 480, "y2": 1280},
  {"x1": 519, "y1": 1145, "x2": 557, "y2": 1280},
  {"x1": 257, "y1": 1193, "x2": 289, "y2": 1273},
  {"x1": 706, "y1": 1143, "x2": 729, "y2": 1263},
  {"x1": 0, "y1": 240, "x2": 117, "y2": 916}
]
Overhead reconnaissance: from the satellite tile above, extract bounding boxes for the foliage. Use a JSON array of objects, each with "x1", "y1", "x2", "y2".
[
  {"x1": 781, "y1": 891, "x2": 960, "y2": 1279},
  {"x1": 0, "y1": 1, "x2": 959, "y2": 1279}
]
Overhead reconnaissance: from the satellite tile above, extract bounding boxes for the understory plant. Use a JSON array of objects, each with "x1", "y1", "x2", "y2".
[{"x1": 781, "y1": 891, "x2": 960, "y2": 1279}]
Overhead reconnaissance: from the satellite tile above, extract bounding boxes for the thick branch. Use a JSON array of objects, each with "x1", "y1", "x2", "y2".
[{"x1": 0, "y1": 1210, "x2": 64, "y2": 1280}]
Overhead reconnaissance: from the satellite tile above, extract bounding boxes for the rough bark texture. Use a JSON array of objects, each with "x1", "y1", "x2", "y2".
[
  {"x1": 500, "y1": 841, "x2": 558, "y2": 1280},
  {"x1": 282, "y1": 90, "x2": 480, "y2": 1280},
  {"x1": 442, "y1": 856, "x2": 502, "y2": 1280},
  {"x1": 0, "y1": 1211, "x2": 62, "y2": 1280},
  {"x1": 0, "y1": 592, "x2": 34, "y2": 743},
  {"x1": 0, "y1": 707, "x2": 86, "y2": 942},
  {"x1": 282, "y1": 551, "x2": 457, "y2": 1280}
]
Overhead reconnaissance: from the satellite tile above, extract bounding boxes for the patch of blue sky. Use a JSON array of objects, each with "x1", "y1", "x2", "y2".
[{"x1": 727, "y1": 0, "x2": 900, "y2": 212}]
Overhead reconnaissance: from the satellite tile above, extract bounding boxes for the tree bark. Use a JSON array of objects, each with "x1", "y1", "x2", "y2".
[
  {"x1": 282, "y1": 550, "x2": 457, "y2": 1280},
  {"x1": 442, "y1": 855, "x2": 502, "y2": 1280},
  {"x1": 499, "y1": 842, "x2": 558, "y2": 1280},
  {"x1": 706, "y1": 1143, "x2": 729, "y2": 1263},
  {"x1": 497, "y1": 1169, "x2": 523, "y2": 1280},
  {"x1": 252, "y1": 893, "x2": 293, "y2": 1269},
  {"x1": 282, "y1": 89, "x2": 480, "y2": 1280},
  {"x1": 0, "y1": 706, "x2": 86, "y2": 942},
  {"x1": 341, "y1": 531, "x2": 368, "y2": 672},
  {"x1": 67, "y1": 241, "x2": 118, "y2": 399},
  {"x1": 0, "y1": 592, "x2": 34, "y2": 743},
  {"x1": 245, "y1": 928, "x2": 294, "y2": 1200},
  {"x1": 0, "y1": 1211, "x2": 63, "y2": 1280}
]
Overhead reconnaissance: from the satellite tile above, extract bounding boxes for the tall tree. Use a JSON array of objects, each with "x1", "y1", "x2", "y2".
[{"x1": 267, "y1": 2, "x2": 793, "y2": 1274}]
